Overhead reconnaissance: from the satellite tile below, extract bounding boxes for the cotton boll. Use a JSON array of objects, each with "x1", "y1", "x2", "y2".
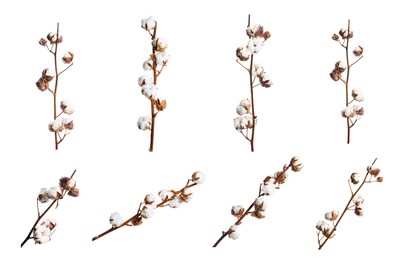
[
  {"x1": 35, "y1": 235, "x2": 51, "y2": 244},
  {"x1": 138, "y1": 75, "x2": 152, "y2": 87},
  {"x1": 260, "y1": 73, "x2": 272, "y2": 88},
  {"x1": 236, "y1": 46, "x2": 251, "y2": 61},
  {"x1": 47, "y1": 186, "x2": 62, "y2": 200},
  {"x1": 316, "y1": 220, "x2": 328, "y2": 231},
  {"x1": 137, "y1": 116, "x2": 151, "y2": 131},
  {"x1": 141, "y1": 84, "x2": 158, "y2": 99},
  {"x1": 254, "y1": 64, "x2": 265, "y2": 78},
  {"x1": 228, "y1": 225, "x2": 240, "y2": 240},
  {"x1": 353, "y1": 45, "x2": 364, "y2": 57},
  {"x1": 48, "y1": 120, "x2": 64, "y2": 132},
  {"x1": 236, "y1": 105, "x2": 248, "y2": 116},
  {"x1": 252, "y1": 38, "x2": 263, "y2": 53},
  {"x1": 341, "y1": 107, "x2": 355, "y2": 118},
  {"x1": 38, "y1": 188, "x2": 50, "y2": 203},
  {"x1": 144, "y1": 193, "x2": 156, "y2": 204},
  {"x1": 158, "y1": 190, "x2": 174, "y2": 200},
  {"x1": 169, "y1": 196, "x2": 183, "y2": 208},
  {"x1": 192, "y1": 171, "x2": 205, "y2": 184},
  {"x1": 141, "y1": 16, "x2": 156, "y2": 31},
  {"x1": 143, "y1": 58, "x2": 154, "y2": 71},
  {"x1": 352, "y1": 195, "x2": 364, "y2": 206},
  {"x1": 255, "y1": 196, "x2": 267, "y2": 210},
  {"x1": 155, "y1": 51, "x2": 170, "y2": 66},
  {"x1": 352, "y1": 89, "x2": 365, "y2": 102},
  {"x1": 141, "y1": 205, "x2": 155, "y2": 219},
  {"x1": 240, "y1": 99, "x2": 251, "y2": 110},
  {"x1": 351, "y1": 172, "x2": 360, "y2": 184},
  {"x1": 261, "y1": 183, "x2": 275, "y2": 196},
  {"x1": 109, "y1": 212, "x2": 124, "y2": 227},
  {"x1": 62, "y1": 51, "x2": 74, "y2": 64},
  {"x1": 152, "y1": 37, "x2": 168, "y2": 52},
  {"x1": 231, "y1": 205, "x2": 244, "y2": 216}
]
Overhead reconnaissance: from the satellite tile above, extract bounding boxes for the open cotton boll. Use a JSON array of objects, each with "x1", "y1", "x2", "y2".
[
  {"x1": 141, "y1": 16, "x2": 156, "y2": 31},
  {"x1": 239, "y1": 99, "x2": 251, "y2": 110},
  {"x1": 236, "y1": 46, "x2": 251, "y2": 61},
  {"x1": 144, "y1": 193, "x2": 156, "y2": 204},
  {"x1": 155, "y1": 51, "x2": 170, "y2": 66},
  {"x1": 228, "y1": 225, "x2": 240, "y2": 240},
  {"x1": 60, "y1": 100, "x2": 75, "y2": 115},
  {"x1": 35, "y1": 235, "x2": 51, "y2": 244},
  {"x1": 169, "y1": 196, "x2": 183, "y2": 208},
  {"x1": 38, "y1": 188, "x2": 50, "y2": 203},
  {"x1": 231, "y1": 205, "x2": 244, "y2": 215},
  {"x1": 261, "y1": 183, "x2": 275, "y2": 196},
  {"x1": 260, "y1": 73, "x2": 273, "y2": 88},
  {"x1": 341, "y1": 107, "x2": 355, "y2": 118},
  {"x1": 158, "y1": 189, "x2": 174, "y2": 200},
  {"x1": 352, "y1": 89, "x2": 365, "y2": 102},
  {"x1": 109, "y1": 212, "x2": 124, "y2": 227},
  {"x1": 47, "y1": 186, "x2": 62, "y2": 200},
  {"x1": 236, "y1": 105, "x2": 248, "y2": 116},
  {"x1": 48, "y1": 120, "x2": 64, "y2": 132},
  {"x1": 143, "y1": 58, "x2": 154, "y2": 71},
  {"x1": 141, "y1": 205, "x2": 155, "y2": 219},
  {"x1": 152, "y1": 37, "x2": 168, "y2": 52},
  {"x1": 191, "y1": 171, "x2": 205, "y2": 184},
  {"x1": 138, "y1": 75, "x2": 152, "y2": 87},
  {"x1": 141, "y1": 84, "x2": 158, "y2": 99},
  {"x1": 255, "y1": 196, "x2": 267, "y2": 210},
  {"x1": 137, "y1": 116, "x2": 151, "y2": 131}
]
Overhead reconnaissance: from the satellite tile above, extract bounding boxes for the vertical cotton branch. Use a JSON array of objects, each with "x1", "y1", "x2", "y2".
[
  {"x1": 138, "y1": 16, "x2": 169, "y2": 152},
  {"x1": 330, "y1": 20, "x2": 365, "y2": 144},
  {"x1": 36, "y1": 23, "x2": 75, "y2": 150},
  {"x1": 234, "y1": 15, "x2": 272, "y2": 151}
]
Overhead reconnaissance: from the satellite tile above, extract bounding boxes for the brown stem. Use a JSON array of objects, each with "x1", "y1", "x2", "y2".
[
  {"x1": 149, "y1": 22, "x2": 158, "y2": 152},
  {"x1": 20, "y1": 169, "x2": 77, "y2": 247},
  {"x1": 318, "y1": 158, "x2": 377, "y2": 250},
  {"x1": 247, "y1": 15, "x2": 256, "y2": 152},
  {"x1": 344, "y1": 19, "x2": 351, "y2": 144},
  {"x1": 53, "y1": 23, "x2": 60, "y2": 150}
]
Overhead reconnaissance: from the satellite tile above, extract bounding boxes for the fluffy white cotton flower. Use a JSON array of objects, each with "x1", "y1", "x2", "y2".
[
  {"x1": 138, "y1": 75, "x2": 152, "y2": 87},
  {"x1": 141, "y1": 204, "x2": 155, "y2": 219},
  {"x1": 351, "y1": 172, "x2": 360, "y2": 184},
  {"x1": 137, "y1": 116, "x2": 151, "y2": 131},
  {"x1": 240, "y1": 99, "x2": 251, "y2": 110},
  {"x1": 236, "y1": 46, "x2": 251, "y2": 61},
  {"x1": 231, "y1": 205, "x2": 244, "y2": 215},
  {"x1": 141, "y1": 16, "x2": 156, "y2": 31},
  {"x1": 192, "y1": 171, "x2": 205, "y2": 184},
  {"x1": 324, "y1": 210, "x2": 339, "y2": 221},
  {"x1": 62, "y1": 51, "x2": 74, "y2": 64},
  {"x1": 316, "y1": 220, "x2": 328, "y2": 231},
  {"x1": 38, "y1": 188, "x2": 50, "y2": 203},
  {"x1": 141, "y1": 84, "x2": 158, "y2": 99},
  {"x1": 352, "y1": 195, "x2": 364, "y2": 206},
  {"x1": 254, "y1": 64, "x2": 265, "y2": 78},
  {"x1": 109, "y1": 212, "x2": 124, "y2": 227},
  {"x1": 143, "y1": 58, "x2": 154, "y2": 71},
  {"x1": 261, "y1": 183, "x2": 275, "y2": 196},
  {"x1": 341, "y1": 107, "x2": 355, "y2": 118},
  {"x1": 144, "y1": 193, "x2": 156, "y2": 204},
  {"x1": 155, "y1": 51, "x2": 170, "y2": 66},
  {"x1": 234, "y1": 114, "x2": 254, "y2": 130},
  {"x1": 47, "y1": 186, "x2": 62, "y2": 200},
  {"x1": 181, "y1": 188, "x2": 194, "y2": 202},
  {"x1": 159, "y1": 190, "x2": 174, "y2": 200},
  {"x1": 247, "y1": 38, "x2": 263, "y2": 54},
  {"x1": 352, "y1": 89, "x2": 365, "y2": 102},
  {"x1": 255, "y1": 196, "x2": 267, "y2": 210},
  {"x1": 152, "y1": 37, "x2": 168, "y2": 52},
  {"x1": 169, "y1": 196, "x2": 183, "y2": 208},
  {"x1": 60, "y1": 100, "x2": 75, "y2": 115},
  {"x1": 236, "y1": 105, "x2": 248, "y2": 116},
  {"x1": 228, "y1": 225, "x2": 240, "y2": 240},
  {"x1": 260, "y1": 73, "x2": 273, "y2": 88},
  {"x1": 246, "y1": 24, "x2": 261, "y2": 37},
  {"x1": 48, "y1": 120, "x2": 64, "y2": 132}
]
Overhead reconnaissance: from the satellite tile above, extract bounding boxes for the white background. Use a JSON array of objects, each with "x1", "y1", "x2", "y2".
[{"x1": 1, "y1": 0, "x2": 405, "y2": 259}]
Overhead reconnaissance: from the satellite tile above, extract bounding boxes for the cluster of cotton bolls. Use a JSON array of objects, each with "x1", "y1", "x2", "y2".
[
  {"x1": 31, "y1": 175, "x2": 79, "y2": 244},
  {"x1": 38, "y1": 176, "x2": 80, "y2": 203},
  {"x1": 316, "y1": 210, "x2": 339, "y2": 238},
  {"x1": 48, "y1": 100, "x2": 75, "y2": 132},
  {"x1": 341, "y1": 88, "x2": 365, "y2": 119},
  {"x1": 223, "y1": 157, "x2": 303, "y2": 242},
  {"x1": 236, "y1": 24, "x2": 270, "y2": 61},
  {"x1": 234, "y1": 99, "x2": 254, "y2": 130},
  {"x1": 107, "y1": 171, "x2": 205, "y2": 230},
  {"x1": 34, "y1": 219, "x2": 57, "y2": 244}
]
